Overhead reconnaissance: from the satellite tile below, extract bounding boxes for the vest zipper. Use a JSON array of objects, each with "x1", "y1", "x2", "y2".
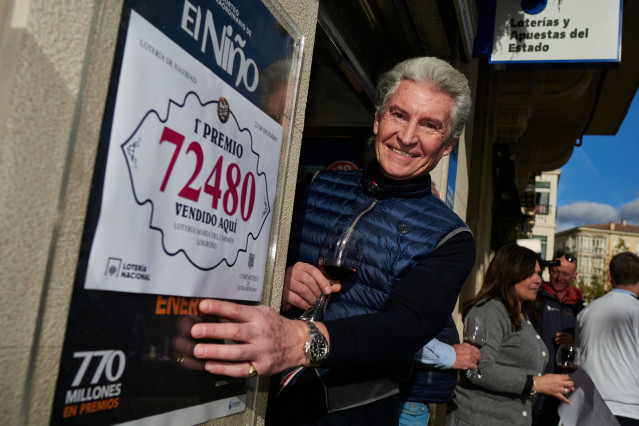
[{"x1": 347, "y1": 199, "x2": 378, "y2": 230}]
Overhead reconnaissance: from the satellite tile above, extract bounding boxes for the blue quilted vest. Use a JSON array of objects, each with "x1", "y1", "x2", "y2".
[{"x1": 286, "y1": 160, "x2": 470, "y2": 412}]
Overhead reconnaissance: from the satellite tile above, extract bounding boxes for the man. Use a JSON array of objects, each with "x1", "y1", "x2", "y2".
[
  {"x1": 576, "y1": 252, "x2": 639, "y2": 426},
  {"x1": 535, "y1": 251, "x2": 584, "y2": 372},
  {"x1": 398, "y1": 320, "x2": 480, "y2": 425},
  {"x1": 177, "y1": 57, "x2": 476, "y2": 424},
  {"x1": 533, "y1": 251, "x2": 584, "y2": 425}
]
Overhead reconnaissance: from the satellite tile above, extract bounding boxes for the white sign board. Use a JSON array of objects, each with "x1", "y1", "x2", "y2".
[
  {"x1": 84, "y1": 10, "x2": 283, "y2": 300},
  {"x1": 491, "y1": 0, "x2": 622, "y2": 64}
]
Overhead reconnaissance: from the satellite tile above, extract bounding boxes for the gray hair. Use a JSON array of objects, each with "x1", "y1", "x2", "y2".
[{"x1": 375, "y1": 57, "x2": 472, "y2": 142}]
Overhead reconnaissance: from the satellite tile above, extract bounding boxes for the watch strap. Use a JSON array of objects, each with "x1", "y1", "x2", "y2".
[
  {"x1": 299, "y1": 319, "x2": 328, "y2": 367},
  {"x1": 305, "y1": 319, "x2": 321, "y2": 334}
]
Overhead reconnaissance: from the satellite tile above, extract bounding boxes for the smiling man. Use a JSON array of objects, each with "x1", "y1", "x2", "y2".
[
  {"x1": 374, "y1": 79, "x2": 457, "y2": 180},
  {"x1": 534, "y1": 252, "x2": 584, "y2": 375},
  {"x1": 182, "y1": 57, "x2": 476, "y2": 425},
  {"x1": 532, "y1": 251, "x2": 584, "y2": 426}
]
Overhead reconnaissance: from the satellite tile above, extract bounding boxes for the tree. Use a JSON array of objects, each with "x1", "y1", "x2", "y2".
[
  {"x1": 578, "y1": 271, "x2": 608, "y2": 304},
  {"x1": 615, "y1": 238, "x2": 629, "y2": 254}
]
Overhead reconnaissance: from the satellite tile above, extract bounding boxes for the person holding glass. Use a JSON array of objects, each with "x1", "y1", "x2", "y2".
[
  {"x1": 174, "y1": 57, "x2": 476, "y2": 425},
  {"x1": 397, "y1": 318, "x2": 481, "y2": 426},
  {"x1": 532, "y1": 251, "x2": 584, "y2": 426},
  {"x1": 445, "y1": 244, "x2": 575, "y2": 426}
]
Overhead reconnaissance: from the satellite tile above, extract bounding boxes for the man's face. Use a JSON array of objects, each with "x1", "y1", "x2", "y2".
[
  {"x1": 373, "y1": 80, "x2": 457, "y2": 180},
  {"x1": 549, "y1": 256, "x2": 577, "y2": 293}
]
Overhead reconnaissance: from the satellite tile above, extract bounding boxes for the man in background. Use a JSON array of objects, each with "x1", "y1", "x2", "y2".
[
  {"x1": 533, "y1": 251, "x2": 584, "y2": 425},
  {"x1": 576, "y1": 252, "x2": 639, "y2": 426},
  {"x1": 398, "y1": 317, "x2": 480, "y2": 425}
]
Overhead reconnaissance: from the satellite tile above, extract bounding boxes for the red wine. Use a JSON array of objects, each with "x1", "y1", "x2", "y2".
[
  {"x1": 464, "y1": 339, "x2": 484, "y2": 349},
  {"x1": 319, "y1": 264, "x2": 356, "y2": 281},
  {"x1": 558, "y1": 364, "x2": 578, "y2": 374}
]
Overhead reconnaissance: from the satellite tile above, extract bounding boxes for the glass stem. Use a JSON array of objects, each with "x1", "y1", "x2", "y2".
[{"x1": 299, "y1": 293, "x2": 331, "y2": 322}]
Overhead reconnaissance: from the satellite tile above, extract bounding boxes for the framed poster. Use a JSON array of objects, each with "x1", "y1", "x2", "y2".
[
  {"x1": 50, "y1": 0, "x2": 303, "y2": 424},
  {"x1": 86, "y1": 0, "x2": 302, "y2": 301}
]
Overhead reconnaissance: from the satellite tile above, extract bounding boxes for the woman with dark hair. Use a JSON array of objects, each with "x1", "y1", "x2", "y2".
[{"x1": 445, "y1": 244, "x2": 575, "y2": 426}]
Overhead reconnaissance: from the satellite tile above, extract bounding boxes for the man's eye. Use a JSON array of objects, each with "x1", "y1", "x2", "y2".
[{"x1": 418, "y1": 122, "x2": 442, "y2": 134}]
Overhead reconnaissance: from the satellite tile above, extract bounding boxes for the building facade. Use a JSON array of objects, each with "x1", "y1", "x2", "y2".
[
  {"x1": 532, "y1": 170, "x2": 561, "y2": 260},
  {"x1": 555, "y1": 220, "x2": 639, "y2": 299},
  {"x1": 529, "y1": 170, "x2": 561, "y2": 280}
]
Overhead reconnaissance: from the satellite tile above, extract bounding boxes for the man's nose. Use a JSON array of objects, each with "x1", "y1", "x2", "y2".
[{"x1": 397, "y1": 120, "x2": 418, "y2": 145}]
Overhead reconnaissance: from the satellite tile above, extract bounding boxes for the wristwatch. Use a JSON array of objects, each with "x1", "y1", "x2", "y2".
[{"x1": 299, "y1": 319, "x2": 329, "y2": 367}]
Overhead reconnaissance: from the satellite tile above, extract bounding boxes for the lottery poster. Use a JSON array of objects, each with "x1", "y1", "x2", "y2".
[{"x1": 50, "y1": 0, "x2": 302, "y2": 424}]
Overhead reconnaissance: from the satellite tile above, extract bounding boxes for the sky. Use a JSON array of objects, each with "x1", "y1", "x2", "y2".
[{"x1": 555, "y1": 89, "x2": 639, "y2": 231}]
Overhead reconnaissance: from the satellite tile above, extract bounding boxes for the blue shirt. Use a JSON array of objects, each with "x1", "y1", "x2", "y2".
[{"x1": 415, "y1": 338, "x2": 456, "y2": 369}]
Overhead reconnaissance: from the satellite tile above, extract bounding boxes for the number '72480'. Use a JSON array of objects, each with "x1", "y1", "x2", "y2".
[{"x1": 158, "y1": 126, "x2": 256, "y2": 222}]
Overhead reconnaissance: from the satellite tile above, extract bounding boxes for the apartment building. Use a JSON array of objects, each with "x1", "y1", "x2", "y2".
[{"x1": 555, "y1": 220, "x2": 639, "y2": 296}]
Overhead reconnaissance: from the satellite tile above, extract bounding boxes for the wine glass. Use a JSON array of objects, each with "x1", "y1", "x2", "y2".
[
  {"x1": 556, "y1": 345, "x2": 581, "y2": 374},
  {"x1": 299, "y1": 225, "x2": 364, "y2": 321},
  {"x1": 463, "y1": 317, "x2": 487, "y2": 378}
]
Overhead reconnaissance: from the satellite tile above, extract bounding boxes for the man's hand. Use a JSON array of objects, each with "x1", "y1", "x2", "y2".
[
  {"x1": 451, "y1": 342, "x2": 481, "y2": 370},
  {"x1": 281, "y1": 262, "x2": 341, "y2": 312},
  {"x1": 554, "y1": 332, "x2": 575, "y2": 347},
  {"x1": 181, "y1": 299, "x2": 329, "y2": 377}
]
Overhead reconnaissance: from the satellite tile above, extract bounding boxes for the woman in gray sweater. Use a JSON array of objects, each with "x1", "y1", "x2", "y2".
[{"x1": 446, "y1": 245, "x2": 575, "y2": 426}]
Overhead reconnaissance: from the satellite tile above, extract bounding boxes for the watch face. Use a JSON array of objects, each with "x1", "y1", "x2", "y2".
[{"x1": 310, "y1": 335, "x2": 328, "y2": 359}]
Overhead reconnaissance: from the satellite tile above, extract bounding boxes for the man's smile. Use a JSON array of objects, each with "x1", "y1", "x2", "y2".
[{"x1": 390, "y1": 146, "x2": 416, "y2": 158}]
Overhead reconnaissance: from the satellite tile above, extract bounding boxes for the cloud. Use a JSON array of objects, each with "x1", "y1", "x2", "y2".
[
  {"x1": 619, "y1": 198, "x2": 639, "y2": 223},
  {"x1": 556, "y1": 199, "x2": 639, "y2": 232}
]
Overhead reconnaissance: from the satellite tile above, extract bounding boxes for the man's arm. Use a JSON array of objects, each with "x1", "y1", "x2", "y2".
[
  {"x1": 416, "y1": 339, "x2": 480, "y2": 370},
  {"x1": 323, "y1": 231, "x2": 475, "y2": 378},
  {"x1": 416, "y1": 338, "x2": 456, "y2": 369},
  {"x1": 185, "y1": 231, "x2": 474, "y2": 378}
]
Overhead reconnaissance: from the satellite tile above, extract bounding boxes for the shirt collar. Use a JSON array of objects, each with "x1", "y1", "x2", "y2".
[{"x1": 610, "y1": 288, "x2": 638, "y2": 298}]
